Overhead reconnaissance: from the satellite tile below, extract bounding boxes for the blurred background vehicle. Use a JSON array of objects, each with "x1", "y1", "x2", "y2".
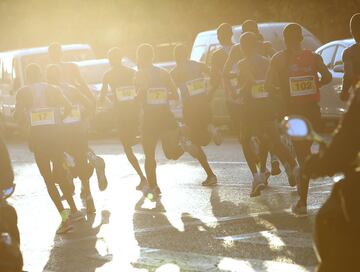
[{"x1": 316, "y1": 39, "x2": 354, "y2": 125}]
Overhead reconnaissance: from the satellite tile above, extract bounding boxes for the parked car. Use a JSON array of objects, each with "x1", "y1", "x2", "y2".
[
  {"x1": 190, "y1": 22, "x2": 322, "y2": 125},
  {"x1": 315, "y1": 39, "x2": 355, "y2": 121},
  {"x1": 0, "y1": 44, "x2": 95, "y2": 130}
]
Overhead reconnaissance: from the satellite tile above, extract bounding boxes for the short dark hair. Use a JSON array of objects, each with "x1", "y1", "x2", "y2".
[
  {"x1": 25, "y1": 63, "x2": 42, "y2": 83},
  {"x1": 283, "y1": 23, "x2": 303, "y2": 46},
  {"x1": 242, "y1": 20, "x2": 259, "y2": 34},
  {"x1": 48, "y1": 42, "x2": 62, "y2": 61},
  {"x1": 216, "y1": 23, "x2": 233, "y2": 44}
]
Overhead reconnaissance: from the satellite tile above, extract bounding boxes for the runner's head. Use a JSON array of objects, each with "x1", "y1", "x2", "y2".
[
  {"x1": 25, "y1": 64, "x2": 42, "y2": 84},
  {"x1": 240, "y1": 32, "x2": 258, "y2": 57},
  {"x1": 136, "y1": 43, "x2": 154, "y2": 69},
  {"x1": 242, "y1": 19, "x2": 263, "y2": 41},
  {"x1": 48, "y1": 42, "x2": 62, "y2": 63},
  {"x1": 174, "y1": 44, "x2": 188, "y2": 64},
  {"x1": 283, "y1": 23, "x2": 303, "y2": 49},
  {"x1": 350, "y1": 13, "x2": 360, "y2": 42},
  {"x1": 46, "y1": 64, "x2": 62, "y2": 85},
  {"x1": 108, "y1": 47, "x2": 123, "y2": 67},
  {"x1": 216, "y1": 23, "x2": 233, "y2": 46}
]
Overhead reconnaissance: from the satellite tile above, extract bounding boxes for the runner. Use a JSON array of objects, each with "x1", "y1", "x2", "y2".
[
  {"x1": 46, "y1": 64, "x2": 96, "y2": 213},
  {"x1": 340, "y1": 13, "x2": 360, "y2": 102},
  {"x1": 209, "y1": 23, "x2": 237, "y2": 132},
  {"x1": 99, "y1": 47, "x2": 147, "y2": 190},
  {"x1": 135, "y1": 43, "x2": 184, "y2": 198},
  {"x1": 223, "y1": 19, "x2": 281, "y2": 176},
  {"x1": 170, "y1": 44, "x2": 220, "y2": 186},
  {"x1": 236, "y1": 32, "x2": 300, "y2": 197},
  {"x1": 14, "y1": 64, "x2": 83, "y2": 234},
  {"x1": 48, "y1": 42, "x2": 108, "y2": 192},
  {"x1": 265, "y1": 23, "x2": 332, "y2": 215}
]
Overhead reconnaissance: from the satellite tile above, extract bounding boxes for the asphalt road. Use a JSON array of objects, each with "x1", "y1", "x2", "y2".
[{"x1": 6, "y1": 138, "x2": 334, "y2": 272}]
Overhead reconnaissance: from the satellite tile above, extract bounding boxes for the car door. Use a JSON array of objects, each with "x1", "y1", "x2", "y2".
[
  {"x1": 318, "y1": 45, "x2": 337, "y2": 118},
  {"x1": 331, "y1": 45, "x2": 349, "y2": 116}
]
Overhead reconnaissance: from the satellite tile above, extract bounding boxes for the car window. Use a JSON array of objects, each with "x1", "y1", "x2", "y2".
[
  {"x1": 303, "y1": 35, "x2": 322, "y2": 51},
  {"x1": 190, "y1": 45, "x2": 207, "y2": 63},
  {"x1": 320, "y1": 46, "x2": 336, "y2": 68},
  {"x1": 334, "y1": 46, "x2": 346, "y2": 66}
]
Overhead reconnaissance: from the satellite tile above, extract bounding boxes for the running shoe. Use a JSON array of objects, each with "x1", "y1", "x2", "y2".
[
  {"x1": 291, "y1": 200, "x2": 308, "y2": 217},
  {"x1": 271, "y1": 160, "x2": 281, "y2": 176},
  {"x1": 285, "y1": 164, "x2": 300, "y2": 187},
  {"x1": 208, "y1": 125, "x2": 223, "y2": 146},
  {"x1": 250, "y1": 173, "x2": 266, "y2": 197},
  {"x1": 88, "y1": 150, "x2": 108, "y2": 191},
  {"x1": 180, "y1": 138, "x2": 199, "y2": 158},
  {"x1": 202, "y1": 175, "x2": 218, "y2": 186},
  {"x1": 153, "y1": 185, "x2": 162, "y2": 196},
  {"x1": 56, "y1": 218, "x2": 74, "y2": 234}
]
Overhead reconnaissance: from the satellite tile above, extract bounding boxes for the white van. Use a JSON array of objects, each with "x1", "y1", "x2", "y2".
[{"x1": 0, "y1": 44, "x2": 95, "y2": 128}]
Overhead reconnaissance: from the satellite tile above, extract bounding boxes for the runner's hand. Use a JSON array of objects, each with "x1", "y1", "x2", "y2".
[{"x1": 340, "y1": 90, "x2": 350, "y2": 102}]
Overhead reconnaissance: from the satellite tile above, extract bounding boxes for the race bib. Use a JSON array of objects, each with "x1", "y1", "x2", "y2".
[
  {"x1": 186, "y1": 78, "x2": 207, "y2": 96},
  {"x1": 115, "y1": 86, "x2": 136, "y2": 102},
  {"x1": 63, "y1": 106, "x2": 81, "y2": 124},
  {"x1": 289, "y1": 76, "x2": 316, "y2": 96},
  {"x1": 147, "y1": 88, "x2": 168, "y2": 105},
  {"x1": 251, "y1": 80, "x2": 268, "y2": 99},
  {"x1": 30, "y1": 109, "x2": 56, "y2": 127}
]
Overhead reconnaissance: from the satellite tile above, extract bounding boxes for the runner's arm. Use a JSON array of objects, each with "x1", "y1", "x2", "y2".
[
  {"x1": 341, "y1": 48, "x2": 353, "y2": 100},
  {"x1": 55, "y1": 87, "x2": 72, "y2": 119},
  {"x1": 165, "y1": 72, "x2": 179, "y2": 101},
  {"x1": 209, "y1": 53, "x2": 222, "y2": 99},
  {"x1": 72, "y1": 64, "x2": 96, "y2": 107},
  {"x1": 315, "y1": 54, "x2": 332, "y2": 88},
  {"x1": 13, "y1": 88, "x2": 27, "y2": 123},
  {"x1": 264, "y1": 55, "x2": 280, "y2": 95},
  {"x1": 223, "y1": 45, "x2": 240, "y2": 80}
]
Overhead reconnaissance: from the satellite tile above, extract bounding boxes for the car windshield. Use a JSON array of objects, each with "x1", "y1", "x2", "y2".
[{"x1": 78, "y1": 62, "x2": 110, "y2": 85}]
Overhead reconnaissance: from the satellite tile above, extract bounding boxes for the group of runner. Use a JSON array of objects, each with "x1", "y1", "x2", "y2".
[{"x1": 14, "y1": 20, "x2": 335, "y2": 234}]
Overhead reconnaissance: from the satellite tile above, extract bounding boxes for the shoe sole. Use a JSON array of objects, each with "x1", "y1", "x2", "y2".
[
  {"x1": 250, "y1": 183, "x2": 266, "y2": 197},
  {"x1": 202, "y1": 182, "x2": 217, "y2": 187}
]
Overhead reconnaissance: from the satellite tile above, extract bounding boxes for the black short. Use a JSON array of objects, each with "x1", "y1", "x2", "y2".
[
  {"x1": 287, "y1": 103, "x2": 322, "y2": 131},
  {"x1": 142, "y1": 109, "x2": 182, "y2": 160},
  {"x1": 183, "y1": 101, "x2": 212, "y2": 146},
  {"x1": 226, "y1": 101, "x2": 242, "y2": 134},
  {"x1": 116, "y1": 104, "x2": 141, "y2": 146}
]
